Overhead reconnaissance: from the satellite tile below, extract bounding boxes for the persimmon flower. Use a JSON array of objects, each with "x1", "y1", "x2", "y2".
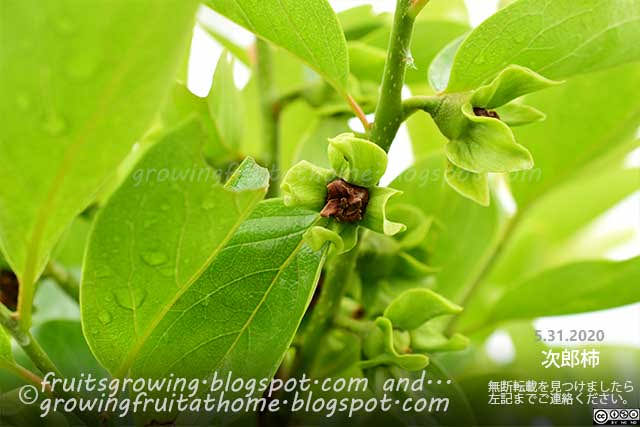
[{"x1": 281, "y1": 133, "x2": 405, "y2": 254}]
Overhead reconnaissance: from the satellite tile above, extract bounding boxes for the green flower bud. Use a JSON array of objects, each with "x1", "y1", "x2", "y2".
[
  {"x1": 328, "y1": 133, "x2": 388, "y2": 187},
  {"x1": 384, "y1": 288, "x2": 462, "y2": 330}
]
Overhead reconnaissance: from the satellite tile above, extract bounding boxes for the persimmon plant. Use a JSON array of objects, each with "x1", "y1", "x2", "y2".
[{"x1": 0, "y1": 0, "x2": 639, "y2": 425}]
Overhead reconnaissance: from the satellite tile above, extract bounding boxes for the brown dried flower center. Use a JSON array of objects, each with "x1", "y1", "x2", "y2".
[
  {"x1": 320, "y1": 179, "x2": 370, "y2": 223},
  {"x1": 473, "y1": 107, "x2": 500, "y2": 120},
  {"x1": 0, "y1": 270, "x2": 19, "y2": 311}
]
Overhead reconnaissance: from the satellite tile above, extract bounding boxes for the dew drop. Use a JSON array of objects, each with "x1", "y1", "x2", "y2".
[
  {"x1": 41, "y1": 113, "x2": 67, "y2": 136},
  {"x1": 158, "y1": 266, "x2": 174, "y2": 277},
  {"x1": 98, "y1": 310, "x2": 112, "y2": 325},
  {"x1": 95, "y1": 265, "x2": 113, "y2": 279},
  {"x1": 141, "y1": 250, "x2": 168, "y2": 266},
  {"x1": 113, "y1": 288, "x2": 147, "y2": 310}
]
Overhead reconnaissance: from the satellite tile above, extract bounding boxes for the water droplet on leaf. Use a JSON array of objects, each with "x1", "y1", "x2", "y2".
[
  {"x1": 98, "y1": 311, "x2": 112, "y2": 324},
  {"x1": 141, "y1": 251, "x2": 168, "y2": 266},
  {"x1": 113, "y1": 288, "x2": 147, "y2": 310}
]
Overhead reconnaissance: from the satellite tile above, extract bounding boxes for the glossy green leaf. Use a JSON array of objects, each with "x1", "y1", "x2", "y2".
[
  {"x1": 447, "y1": 0, "x2": 640, "y2": 91},
  {"x1": 204, "y1": 0, "x2": 349, "y2": 93},
  {"x1": 130, "y1": 199, "x2": 325, "y2": 380},
  {"x1": 488, "y1": 257, "x2": 640, "y2": 325},
  {"x1": 0, "y1": 0, "x2": 199, "y2": 325},
  {"x1": 81, "y1": 120, "x2": 269, "y2": 375}
]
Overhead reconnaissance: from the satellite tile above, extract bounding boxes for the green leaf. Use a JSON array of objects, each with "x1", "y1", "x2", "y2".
[
  {"x1": 130, "y1": 199, "x2": 325, "y2": 380},
  {"x1": 204, "y1": 0, "x2": 349, "y2": 93},
  {"x1": 446, "y1": 0, "x2": 640, "y2": 91},
  {"x1": 488, "y1": 258, "x2": 640, "y2": 325},
  {"x1": 428, "y1": 34, "x2": 466, "y2": 92},
  {"x1": 384, "y1": 288, "x2": 463, "y2": 331},
  {"x1": 208, "y1": 51, "x2": 244, "y2": 157},
  {"x1": 0, "y1": 0, "x2": 199, "y2": 326},
  {"x1": 337, "y1": 5, "x2": 389, "y2": 40},
  {"x1": 198, "y1": 21, "x2": 250, "y2": 65},
  {"x1": 280, "y1": 112, "x2": 350, "y2": 172},
  {"x1": 509, "y1": 63, "x2": 640, "y2": 206},
  {"x1": 33, "y1": 320, "x2": 107, "y2": 380},
  {"x1": 348, "y1": 41, "x2": 386, "y2": 83},
  {"x1": 81, "y1": 120, "x2": 269, "y2": 375}
]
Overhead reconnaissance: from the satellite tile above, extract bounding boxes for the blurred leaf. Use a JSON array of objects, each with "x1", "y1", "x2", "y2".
[
  {"x1": 446, "y1": 0, "x2": 640, "y2": 91},
  {"x1": 337, "y1": 5, "x2": 389, "y2": 40},
  {"x1": 208, "y1": 51, "x2": 244, "y2": 158},
  {"x1": 33, "y1": 320, "x2": 107, "y2": 380},
  {"x1": 198, "y1": 21, "x2": 250, "y2": 65},
  {"x1": 348, "y1": 41, "x2": 386, "y2": 83},
  {"x1": 280, "y1": 112, "x2": 351, "y2": 172},
  {"x1": 391, "y1": 154, "x2": 507, "y2": 303},
  {"x1": 0, "y1": 0, "x2": 199, "y2": 322},
  {"x1": 509, "y1": 63, "x2": 640, "y2": 207},
  {"x1": 428, "y1": 34, "x2": 466, "y2": 92},
  {"x1": 423, "y1": 0, "x2": 469, "y2": 24},
  {"x1": 204, "y1": 0, "x2": 349, "y2": 93},
  {"x1": 82, "y1": 120, "x2": 269, "y2": 375},
  {"x1": 485, "y1": 257, "x2": 640, "y2": 326}
]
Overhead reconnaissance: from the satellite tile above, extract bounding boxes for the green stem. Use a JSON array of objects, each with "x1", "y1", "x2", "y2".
[
  {"x1": 0, "y1": 304, "x2": 62, "y2": 377},
  {"x1": 298, "y1": 245, "x2": 360, "y2": 371},
  {"x1": 44, "y1": 261, "x2": 79, "y2": 303},
  {"x1": 0, "y1": 304, "x2": 102, "y2": 425},
  {"x1": 370, "y1": 0, "x2": 417, "y2": 151},
  {"x1": 255, "y1": 39, "x2": 280, "y2": 198},
  {"x1": 0, "y1": 361, "x2": 45, "y2": 389},
  {"x1": 402, "y1": 95, "x2": 442, "y2": 120}
]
